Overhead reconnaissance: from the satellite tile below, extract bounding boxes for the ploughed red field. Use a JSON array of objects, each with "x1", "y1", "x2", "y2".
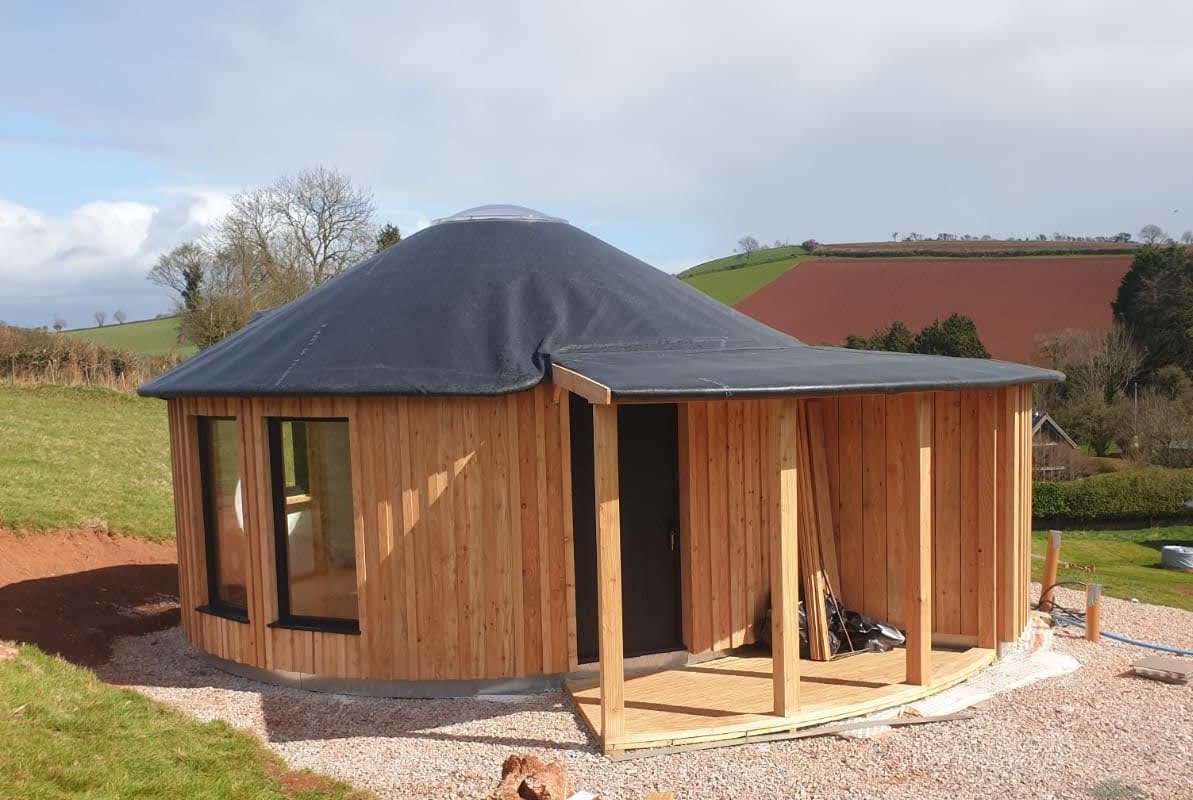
[{"x1": 735, "y1": 255, "x2": 1134, "y2": 365}]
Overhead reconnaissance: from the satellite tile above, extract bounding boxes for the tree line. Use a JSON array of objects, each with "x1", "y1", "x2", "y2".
[
  {"x1": 149, "y1": 166, "x2": 401, "y2": 348},
  {"x1": 843, "y1": 314, "x2": 990, "y2": 359},
  {"x1": 1037, "y1": 243, "x2": 1193, "y2": 468}
]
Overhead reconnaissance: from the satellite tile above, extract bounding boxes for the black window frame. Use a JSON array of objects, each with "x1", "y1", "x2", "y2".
[
  {"x1": 267, "y1": 416, "x2": 360, "y2": 636},
  {"x1": 196, "y1": 415, "x2": 249, "y2": 624}
]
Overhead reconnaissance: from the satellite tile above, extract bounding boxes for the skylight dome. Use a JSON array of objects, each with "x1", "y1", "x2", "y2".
[{"x1": 433, "y1": 204, "x2": 566, "y2": 224}]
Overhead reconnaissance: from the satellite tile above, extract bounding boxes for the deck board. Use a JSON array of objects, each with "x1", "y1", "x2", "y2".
[{"x1": 567, "y1": 646, "x2": 994, "y2": 751}]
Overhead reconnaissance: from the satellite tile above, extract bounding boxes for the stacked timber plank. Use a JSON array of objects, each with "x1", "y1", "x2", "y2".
[{"x1": 798, "y1": 401, "x2": 845, "y2": 661}]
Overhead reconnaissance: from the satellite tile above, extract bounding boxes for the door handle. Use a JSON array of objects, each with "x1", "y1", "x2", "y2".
[{"x1": 669, "y1": 529, "x2": 677, "y2": 551}]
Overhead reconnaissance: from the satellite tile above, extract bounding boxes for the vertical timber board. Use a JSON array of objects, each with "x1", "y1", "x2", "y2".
[
  {"x1": 543, "y1": 389, "x2": 570, "y2": 673},
  {"x1": 906, "y1": 394, "x2": 933, "y2": 686},
  {"x1": 771, "y1": 398, "x2": 800, "y2": 716},
  {"x1": 860, "y1": 395, "x2": 888, "y2": 621},
  {"x1": 396, "y1": 398, "x2": 423, "y2": 678},
  {"x1": 486, "y1": 396, "x2": 515, "y2": 678},
  {"x1": 533, "y1": 391, "x2": 554, "y2": 672},
  {"x1": 1019, "y1": 385, "x2": 1033, "y2": 637},
  {"x1": 677, "y1": 404, "x2": 694, "y2": 650},
  {"x1": 817, "y1": 398, "x2": 843, "y2": 579},
  {"x1": 976, "y1": 389, "x2": 999, "y2": 649},
  {"x1": 706, "y1": 402, "x2": 732, "y2": 650},
  {"x1": 688, "y1": 402, "x2": 712, "y2": 653},
  {"x1": 165, "y1": 402, "x2": 190, "y2": 640},
  {"x1": 742, "y1": 399, "x2": 764, "y2": 635},
  {"x1": 436, "y1": 401, "x2": 460, "y2": 679},
  {"x1": 504, "y1": 394, "x2": 525, "y2": 676},
  {"x1": 727, "y1": 401, "x2": 747, "y2": 647},
  {"x1": 934, "y1": 391, "x2": 962, "y2": 634},
  {"x1": 349, "y1": 398, "x2": 377, "y2": 676},
  {"x1": 558, "y1": 394, "x2": 578, "y2": 671},
  {"x1": 592, "y1": 403, "x2": 625, "y2": 742},
  {"x1": 516, "y1": 391, "x2": 544, "y2": 675},
  {"x1": 409, "y1": 398, "x2": 439, "y2": 679},
  {"x1": 755, "y1": 400, "x2": 772, "y2": 642},
  {"x1": 462, "y1": 400, "x2": 485, "y2": 678},
  {"x1": 883, "y1": 393, "x2": 909, "y2": 629},
  {"x1": 996, "y1": 386, "x2": 1019, "y2": 642},
  {"x1": 378, "y1": 398, "x2": 405, "y2": 679},
  {"x1": 959, "y1": 391, "x2": 981, "y2": 638},
  {"x1": 836, "y1": 396, "x2": 864, "y2": 610}
]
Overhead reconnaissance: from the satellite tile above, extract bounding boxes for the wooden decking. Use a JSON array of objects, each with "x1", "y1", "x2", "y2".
[{"x1": 567, "y1": 646, "x2": 995, "y2": 752}]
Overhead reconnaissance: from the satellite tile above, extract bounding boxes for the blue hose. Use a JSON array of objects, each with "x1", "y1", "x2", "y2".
[{"x1": 1054, "y1": 612, "x2": 1193, "y2": 657}]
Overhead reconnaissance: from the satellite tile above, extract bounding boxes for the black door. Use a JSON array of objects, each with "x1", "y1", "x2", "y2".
[{"x1": 570, "y1": 396, "x2": 682, "y2": 662}]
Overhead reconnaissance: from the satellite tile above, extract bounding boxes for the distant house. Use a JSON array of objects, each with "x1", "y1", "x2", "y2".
[{"x1": 1032, "y1": 411, "x2": 1078, "y2": 478}]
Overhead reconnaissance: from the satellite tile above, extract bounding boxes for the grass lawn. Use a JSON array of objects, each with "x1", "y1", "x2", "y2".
[
  {"x1": 0, "y1": 386, "x2": 173, "y2": 539},
  {"x1": 0, "y1": 645, "x2": 371, "y2": 800},
  {"x1": 682, "y1": 254, "x2": 807, "y2": 305},
  {"x1": 67, "y1": 316, "x2": 197, "y2": 358},
  {"x1": 1031, "y1": 525, "x2": 1193, "y2": 612}
]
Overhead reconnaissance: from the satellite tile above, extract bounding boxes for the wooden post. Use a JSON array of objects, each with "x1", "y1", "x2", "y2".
[
  {"x1": 592, "y1": 404, "x2": 625, "y2": 741},
  {"x1": 1039, "y1": 530, "x2": 1062, "y2": 612},
  {"x1": 771, "y1": 398, "x2": 800, "y2": 716},
  {"x1": 976, "y1": 390, "x2": 999, "y2": 650},
  {"x1": 906, "y1": 394, "x2": 933, "y2": 686},
  {"x1": 1085, "y1": 583, "x2": 1101, "y2": 643}
]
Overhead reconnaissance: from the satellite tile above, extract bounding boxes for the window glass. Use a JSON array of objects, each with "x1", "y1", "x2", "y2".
[
  {"x1": 200, "y1": 418, "x2": 248, "y2": 613},
  {"x1": 272, "y1": 419, "x2": 358, "y2": 624}
]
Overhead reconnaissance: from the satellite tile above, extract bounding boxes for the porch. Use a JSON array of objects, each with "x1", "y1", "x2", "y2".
[{"x1": 567, "y1": 645, "x2": 994, "y2": 753}]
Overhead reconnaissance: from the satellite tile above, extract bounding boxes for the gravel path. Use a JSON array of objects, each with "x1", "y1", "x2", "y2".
[{"x1": 98, "y1": 586, "x2": 1193, "y2": 800}]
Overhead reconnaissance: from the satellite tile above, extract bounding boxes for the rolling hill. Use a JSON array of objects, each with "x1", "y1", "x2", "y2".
[{"x1": 66, "y1": 315, "x2": 196, "y2": 357}]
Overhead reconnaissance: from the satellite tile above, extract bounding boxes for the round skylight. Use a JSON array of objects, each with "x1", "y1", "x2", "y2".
[{"x1": 432, "y1": 204, "x2": 567, "y2": 224}]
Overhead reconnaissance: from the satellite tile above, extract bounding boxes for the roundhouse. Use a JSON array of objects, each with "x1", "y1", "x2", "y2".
[{"x1": 140, "y1": 205, "x2": 1061, "y2": 752}]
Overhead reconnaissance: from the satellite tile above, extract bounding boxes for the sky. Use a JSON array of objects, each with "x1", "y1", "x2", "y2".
[{"x1": 1, "y1": 1, "x2": 1191, "y2": 329}]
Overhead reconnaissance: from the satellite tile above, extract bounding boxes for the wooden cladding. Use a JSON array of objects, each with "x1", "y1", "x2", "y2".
[
  {"x1": 168, "y1": 382, "x2": 1033, "y2": 684},
  {"x1": 169, "y1": 385, "x2": 576, "y2": 681},
  {"x1": 678, "y1": 386, "x2": 1033, "y2": 656}
]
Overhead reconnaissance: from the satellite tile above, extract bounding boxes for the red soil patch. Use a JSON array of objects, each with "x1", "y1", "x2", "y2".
[
  {"x1": 0, "y1": 528, "x2": 179, "y2": 666},
  {"x1": 735, "y1": 255, "x2": 1134, "y2": 364}
]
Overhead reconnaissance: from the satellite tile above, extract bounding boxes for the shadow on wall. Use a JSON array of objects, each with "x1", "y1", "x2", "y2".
[{"x1": 0, "y1": 564, "x2": 180, "y2": 667}]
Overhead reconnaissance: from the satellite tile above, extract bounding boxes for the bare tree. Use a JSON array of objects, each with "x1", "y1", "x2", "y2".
[
  {"x1": 114, "y1": 309, "x2": 128, "y2": 324},
  {"x1": 93, "y1": 311, "x2": 106, "y2": 327},
  {"x1": 1181, "y1": 230, "x2": 1193, "y2": 245},
  {"x1": 1139, "y1": 223, "x2": 1166, "y2": 244},
  {"x1": 51, "y1": 315, "x2": 66, "y2": 332},
  {"x1": 736, "y1": 235, "x2": 761, "y2": 261},
  {"x1": 147, "y1": 167, "x2": 377, "y2": 347}
]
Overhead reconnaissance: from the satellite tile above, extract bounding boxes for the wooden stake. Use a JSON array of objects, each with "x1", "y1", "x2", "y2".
[
  {"x1": 1039, "y1": 530, "x2": 1062, "y2": 612},
  {"x1": 1085, "y1": 583, "x2": 1101, "y2": 643}
]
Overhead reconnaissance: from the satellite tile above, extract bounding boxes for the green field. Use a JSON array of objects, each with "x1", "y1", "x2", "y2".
[
  {"x1": 678, "y1": 244, "x2": 805, "y2": 278},
  {"x1": 681, "y1": 250, "x2": 807, "y2": 305},
  {"x1": 1031, "y1": 526, "x2": 1193, "y2": 612},
  {"x1": 0, "y1": 386, "x2": 173, "y2": 539},
  {"x1": 0, "y1": 646, "x2": 370, "y2": 800},
  {"x1": 67, "y1": 315, "x2": 196, "y2": 357}
]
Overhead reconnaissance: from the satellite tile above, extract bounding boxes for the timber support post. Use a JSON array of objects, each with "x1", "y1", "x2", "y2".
[
  {"x1": 771, "y1": 398, "x2": 800, "y2": 716},
  {"x1": 906, "y1": 393, "x2": 933, "y2": 686},
  {"x1": 592, "y1": 404, "x2": 625, "y2": 742}
]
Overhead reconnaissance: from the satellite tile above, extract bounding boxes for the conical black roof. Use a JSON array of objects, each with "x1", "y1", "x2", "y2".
[
  {"x1": 140, "y1": 206, "x2": 1062, "y2": 399},
  {"x1": 139, "y1": 207, "x2": 799, "y2": 398}
]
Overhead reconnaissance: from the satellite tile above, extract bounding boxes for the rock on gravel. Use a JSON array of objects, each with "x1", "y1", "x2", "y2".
[{"x1": 97, "y1": 586, "x2": 1193, "y2": 800}]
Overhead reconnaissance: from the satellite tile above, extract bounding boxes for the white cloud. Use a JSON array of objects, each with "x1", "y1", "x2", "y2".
[{"x1": 0, "y1": 190, "x2": 230, "y2": 327}]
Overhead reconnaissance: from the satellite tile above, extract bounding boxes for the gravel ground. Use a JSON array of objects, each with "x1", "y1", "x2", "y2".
[{"x1": 98, "y1": 586, "x2": 1193, "y2": 800}]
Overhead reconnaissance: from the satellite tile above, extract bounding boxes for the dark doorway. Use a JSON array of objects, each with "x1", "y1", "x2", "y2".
[{"x1": 570, "y1": 396, "x2": 682, "y2": 662}]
